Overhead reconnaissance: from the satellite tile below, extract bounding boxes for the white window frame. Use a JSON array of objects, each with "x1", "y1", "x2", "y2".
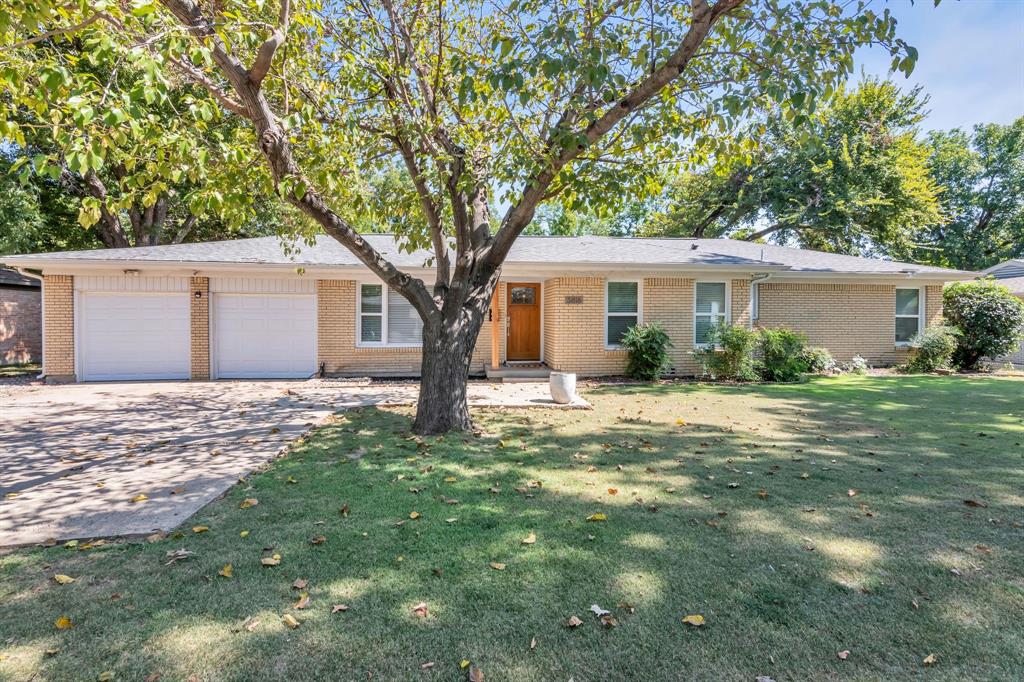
[
  {"x1": 895, "y1": 287, "x2": 924, "y2": 347},
  {"x1": 694, "y1": 280, "x2": 731, "y2": 348},
  {"x1": 604, "y1": 279, "x2": 643, "y2": 350},
  {"x1": 357, "y1": 282, "x2": 423, "y2": 348}
]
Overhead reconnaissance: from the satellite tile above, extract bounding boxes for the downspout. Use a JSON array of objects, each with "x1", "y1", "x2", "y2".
[
  {"x1": 749, "y1": 273, "x2": 772, "y2": 329},
  {"x1": 15, "y1": 267, "x2": 45, "y2": 378}
]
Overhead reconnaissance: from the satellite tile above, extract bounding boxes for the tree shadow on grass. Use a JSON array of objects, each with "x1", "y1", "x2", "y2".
[{"x1": 1, "y1": 376, "x2": 1023, "y2": 681}]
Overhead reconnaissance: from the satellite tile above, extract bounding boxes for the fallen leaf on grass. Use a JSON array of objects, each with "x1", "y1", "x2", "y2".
[
  {"x1": 521, "y1": 532, "x2": 536, "y2": 545},
  {"x1": 837, "y1": 650, "x2": 850, "y2": 660},
  {"x1": 294, "y1": 594, "x2": 310, "y2": 609},
  {"x1": 54, "y1": 616, "x2": 73, "y2": 629},
  {"x1": 565, "y1": 615, "x2": 583, "y2": 628},
  {"x1": 489, "y1": 562, "x2": 506, "y2": 570},
  {"x1": 600, "y1": 614, "x2": 618, "y2": 627},
  {"x1": 412, "y1": 602, "x2": 429, "y2": 618},
  {"x1": 607, "y1": 488, "x2": 618, "y2": 495},
  {"x1": 409, "y1": 511, "x2": 420, "y2": 519},
  {"x1": 963, "y1": 499, "x2": 987, "y2": 508},
  {"x1": 847, "y1": 489, "x2": 859, "y2": 497},
  {"x1": 192, "y1": 525, "x2": 209, "y2": 533},
  {"x1": 469, "y1": 665, "x2": 484, "y2": 681},
  {"x1": 339, "y1": 502, "x2": 350, "y2": 517},
  {"x1": 332, "y1": 604, "x2": 349, "y2": 613},
  {"x1": 444, "y1": 476, "x2": 458, "y2": 483},
  {"x1": 53, "y1": 574, "x2": 76, "y2": 585},
  {"x1": 261, "y1": 554, "x2": 281, "y2": 567},
  {"x1": 239, "y1": 498, "x2": 259, "y2": 509},
  {"x1": 586, "y1": 513, "x2": 607, "y2": 522},
  {"x1": 420, "y1": 662, "x2": 435, "y2": 670},
  {"x1": 923, "y1": 653, "x2": 937, "y2": 666},
  {"x1": 530, "y1": 637, "x2": 537, "y2": 650},
  {"x1": 218, "y1": 564, "x2": 233, "y2": 578},
  {"x1": 286, "y1": 476, "x2": 297, "y2": 484},
  {"x1": 460, "y1": 659, "x2": 471, "y2": 669},
  {"x1": 242, "y1": 617, "x2": 260, "y2": 632},
  {"x1": 309, "y1": 535, "x2": 326, "y2": 545},
  {"x1": 281, "y1": 614, "x2": 300, "y2": 629},
  {"x1": 681, "y1": 614, "x2": 705, "y2": 626},
  {"x1": 292, "y1": 578, "x2": 308, "y2": 589},
  {"x1": 590, "y1": 604, "x2": 610, "y2": 617},
  {"x1": 239, "y1": 530, "x2": 250, "y2": 538}
]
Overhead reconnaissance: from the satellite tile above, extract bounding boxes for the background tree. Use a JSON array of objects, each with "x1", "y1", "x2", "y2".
[
  {"x1": 914, "y1": 118, "x2": 1024, "y2": 271},
  {"x1": 2, "y1": 0, "x2": 920, "y2": 433},
  {"x1": 641, "y1": 79, "x2": 943, "y2": 258}
]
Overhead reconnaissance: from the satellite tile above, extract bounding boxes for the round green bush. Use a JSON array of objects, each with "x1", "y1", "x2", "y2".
[
  {"x1": 621, "y1": 321, "x2": 673, "y2": 380},
  {"x1": 943, "y1": 280, "x2": 1024, "y2": 370},
  {"x1": 906, "y1": 325, "x2": 958, "y2": 373}
]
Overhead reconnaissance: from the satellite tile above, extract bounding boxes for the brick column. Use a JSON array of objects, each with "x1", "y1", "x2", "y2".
[
  {"x1": 190, "y1": 277, "x2": 210, "y2": 380},
  {"x1": 925, "y1": 285, "x2": 944, "y2": 327},
  {"x1": 317, "y1": 279, "x2": 345, "y2": 374},
  {"x1": 42, "y1": 274, "x2": 75, "y2": 382}
]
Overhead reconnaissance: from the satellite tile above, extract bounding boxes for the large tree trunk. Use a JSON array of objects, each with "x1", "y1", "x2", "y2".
[{"x1": 412, "y1": 288, "x2": 491, "y2": 434}]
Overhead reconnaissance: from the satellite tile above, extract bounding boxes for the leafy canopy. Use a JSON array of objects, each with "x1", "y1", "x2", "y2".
[
  {"x1": 1, "y1": 0, "x2": 920, "y2": 264},
  {"x1": 640, "y1": 78, "x2": 943, "y2": 259},
  {"x1": 916, "y1": 118, "x2": 1024, "y2": 271}
]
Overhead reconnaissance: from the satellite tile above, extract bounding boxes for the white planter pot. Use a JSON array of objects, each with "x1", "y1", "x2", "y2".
[{"x1": 549, "y1": 372, "x2": 577, "y2": 404}]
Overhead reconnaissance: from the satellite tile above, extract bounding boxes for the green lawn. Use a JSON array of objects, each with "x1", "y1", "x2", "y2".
[{"x1": 2, "y1": 376, "x2": 1023, "y2": 681}]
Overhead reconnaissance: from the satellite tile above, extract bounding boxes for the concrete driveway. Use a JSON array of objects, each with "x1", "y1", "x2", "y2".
[
  {"x1": 0, "y1": 380, "x2": 418, "y2": 547},
  {"x1": 0, "y1": 379, "x2": 586, "y2": 547}
]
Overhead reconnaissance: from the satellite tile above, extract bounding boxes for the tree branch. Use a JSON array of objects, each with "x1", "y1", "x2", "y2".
[
  {"x1": 487, "y1": 0, "x2": 746, "y2": 266},
  {"x1": 249, "y1": 0, "x2": 290, "y2": 87}
]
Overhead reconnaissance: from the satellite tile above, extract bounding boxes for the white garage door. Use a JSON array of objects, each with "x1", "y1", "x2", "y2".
[
  {"x1": 213, "y1": 294, "x2": 316, "y2": 379},
  {"x1": 78, "y1": 293, "x2": 190, "y2": 381}
]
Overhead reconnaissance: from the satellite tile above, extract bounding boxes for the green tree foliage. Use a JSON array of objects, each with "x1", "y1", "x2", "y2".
[
  {"x1": 642, "y1": 79, "x2": 942, "y2": 259},
  {"x1": 1, "y1": 0, "x2": 921, "y2": 432},
  {"x1": 914, "y1": 119, "x2": 1024, "y2": 271},
  {"x1": 943, "y1": 280, "x2": 1024, "y2": 370}
]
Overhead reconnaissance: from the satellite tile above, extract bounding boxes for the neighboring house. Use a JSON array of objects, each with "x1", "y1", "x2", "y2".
[
  {"x1": 0, "y1": 267, "x2": 42, "y2": 366},
  {"x1": 982, "y1": 259, "x2": 1024, "y2": 366},
  {"x1": 0, "y1": 236, "x2": 973, "y2": 382}
]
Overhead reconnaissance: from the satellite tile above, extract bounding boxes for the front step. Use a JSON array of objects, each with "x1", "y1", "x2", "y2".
[{"x1": 485, "y1": 363, "x2": 552, "y2": 382}]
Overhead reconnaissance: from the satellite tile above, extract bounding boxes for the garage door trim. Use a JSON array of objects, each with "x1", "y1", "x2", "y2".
[{"x1": 210, "y1": 292, "x2": 318, "y2": 380}]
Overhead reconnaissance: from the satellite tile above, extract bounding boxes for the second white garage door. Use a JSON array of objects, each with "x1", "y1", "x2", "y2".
[{"x1": 213, "y1": 294, "x2": 317, "y2": 379}]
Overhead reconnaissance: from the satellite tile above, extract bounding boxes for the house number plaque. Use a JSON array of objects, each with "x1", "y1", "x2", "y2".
[{"x1": 564, "y1": 295, "x2": 584, "y2": 305}]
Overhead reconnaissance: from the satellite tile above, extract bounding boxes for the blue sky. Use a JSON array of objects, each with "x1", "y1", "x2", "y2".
[{"x1": 857, "y1": 0, "x2": 1023, "y2": 131}]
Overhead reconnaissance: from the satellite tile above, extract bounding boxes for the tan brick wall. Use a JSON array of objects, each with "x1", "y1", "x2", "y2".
[
  {"x1": 543, "y1": 277, "x2": 629, "y2": 376},
  {"x1": 42, "y1": 275, "x2": 74, "y2": 380},
  {"x1": 731, "y1": 279, "x2": 752, "y2": 328},
  {"x1": 756, "y1": 282, "x2": 938, "y2": 365},
  {"x1": 190, "y1": 277, "x2": 210, "y2": 380},
  {"x1": 643, "y1": 277, "x2": 697, "y2": 376},
  {"x1": 1, "y1": 286, "x2": 42, "y2": 365},
  {"x1": 316, "y1": 279, "x2": 491, "y2": 376},
  {"x1": 925, "y1": 285, "x2": 943, "y2": 326}
]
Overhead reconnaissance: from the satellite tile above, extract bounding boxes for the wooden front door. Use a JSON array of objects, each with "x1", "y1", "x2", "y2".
[{"x1": 506, "y1": 283, "x2": 541, "y2": 361}]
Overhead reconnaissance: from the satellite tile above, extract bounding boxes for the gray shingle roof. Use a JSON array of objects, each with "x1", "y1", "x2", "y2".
[
  {"x1": 0, "y1": 267, "x2": 40, "y2": 288},
  {"x1": 1, "y1": 234, "x2": 972, "y2": 277}
]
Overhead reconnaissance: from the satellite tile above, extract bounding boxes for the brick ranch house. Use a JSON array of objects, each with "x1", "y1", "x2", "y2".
[
  {"x1": 0, "y1": 267, "x2": 42, "y2": 366},
  {"x1": 0, "y1": 235, "x2": 973, "y2": 382}
]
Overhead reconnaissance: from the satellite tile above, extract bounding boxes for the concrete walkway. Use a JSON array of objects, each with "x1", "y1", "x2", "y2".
[{"x1": 0, "y1": 379, "x2": 586, "y2": 547}]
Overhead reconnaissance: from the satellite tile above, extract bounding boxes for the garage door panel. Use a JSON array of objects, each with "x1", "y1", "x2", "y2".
[
  {"x1": 79, "y1": 294, "x2": 190, "y2": 381},
  {"x1": 214, "y1": 294, "x2": 316, "y2": 379}
]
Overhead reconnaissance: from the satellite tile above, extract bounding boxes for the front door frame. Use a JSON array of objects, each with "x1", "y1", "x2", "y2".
[{"x1": 504, "y1": 280, "x2": 544, "y2": 363}]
